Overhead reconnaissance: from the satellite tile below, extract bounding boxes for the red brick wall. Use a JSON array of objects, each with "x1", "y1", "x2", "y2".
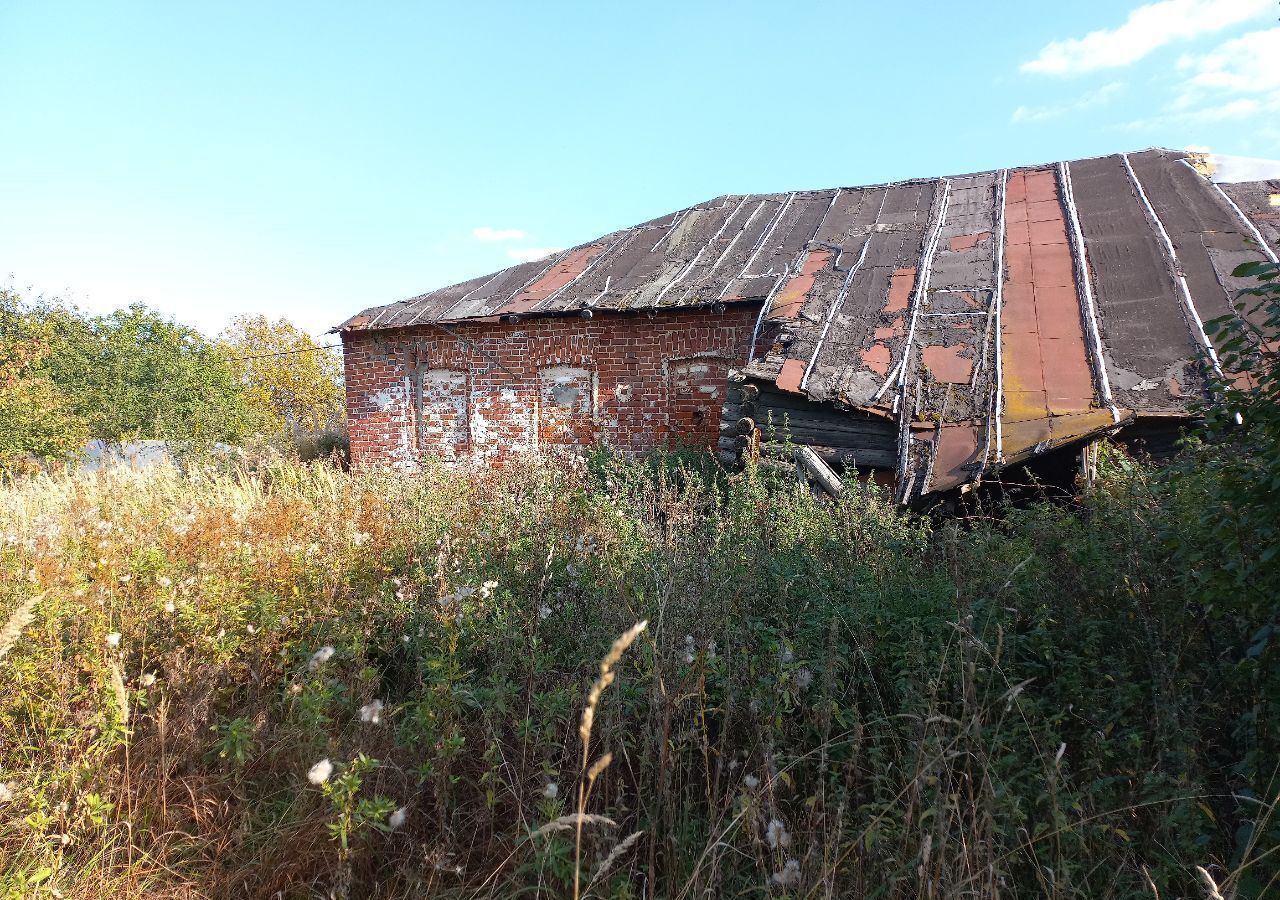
[{"x1": 340, "y1": 305, "x2": 760, "y2": 468}]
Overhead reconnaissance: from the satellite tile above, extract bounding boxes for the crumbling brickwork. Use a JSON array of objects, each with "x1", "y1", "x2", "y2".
[{"x1": 341, "y1": 305, "x2": 759, "y2": 468}]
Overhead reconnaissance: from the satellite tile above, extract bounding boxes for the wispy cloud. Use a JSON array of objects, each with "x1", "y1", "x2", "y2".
[
  {"x1": 1011, "y1": 81, "x2": 1124, "y2": 124},
  {"x1": 1175, "y1": 27, "x2": 1280, "y2": 103},
  {"x1": 472, "y1": 226, "x2": 527, "y2": 242},
  {"x1": 507, "y1": 247, "x2": 563, "y2": 263},
  {"x1": 1124, "y1": 97, "x2": 1270, "y2": 129},
  {"x1": 1021, "y1": 0, "x2": 1271, "y2": 76},
  {"x1": 1123, "y1": 27, "x2": 1280, "y2": 130}
]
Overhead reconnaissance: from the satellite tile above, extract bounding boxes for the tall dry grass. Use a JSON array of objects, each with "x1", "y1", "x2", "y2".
[{"x1": 0, "y1": 451, "x2": 1275, "y2": 898}]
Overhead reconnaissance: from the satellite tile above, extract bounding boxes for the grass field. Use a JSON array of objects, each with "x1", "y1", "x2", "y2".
[{"x1": 0, "y1": 451, "x2": 1275, "y2": 898}]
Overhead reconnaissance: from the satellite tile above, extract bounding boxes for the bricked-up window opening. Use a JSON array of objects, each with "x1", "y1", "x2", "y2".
[
  {"x1": 416, "y1": 369, "x2": 469, "y2": 457},
  {"x1": 667, "y1": 357, "x2": 729, "y2": 447},
  {"x1": 538, "y1": 366, "x2": 595, "y2": 446}
]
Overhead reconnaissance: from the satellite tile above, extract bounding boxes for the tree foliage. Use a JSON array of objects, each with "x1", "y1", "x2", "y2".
[
  {"x1": 0, "y1": 292, "x2": 88, "y2": 469},
  {"x1": 1147, "y1": 256, "x2": 1280, "y2": 817},
  {"x1": 218, "y1": 315, "x2": 344, "y2": 434},
  {"x1": 1, "y1": 293, "x2": 346, "y2": 467},
  {"x1": 35, "y1": 302, "x2": 252, "y2": 444},
  {"x1": 0, "y1": 294, "x2": 253, "y2": 464}
]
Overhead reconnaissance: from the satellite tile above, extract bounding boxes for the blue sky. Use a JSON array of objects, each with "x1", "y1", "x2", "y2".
[{"x1": 2, "y1": 0, "x2": 1276, "y2": 336}]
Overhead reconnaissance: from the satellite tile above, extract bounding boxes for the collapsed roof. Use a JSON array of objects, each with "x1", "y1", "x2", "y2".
[{"x1": 342, "y1": 148, "x2": 1279, "y2": 497}]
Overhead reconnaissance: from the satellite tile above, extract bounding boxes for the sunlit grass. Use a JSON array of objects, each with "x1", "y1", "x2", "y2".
[{"x1": 0, "y1": 452, "x2": 1274, "y2": 898}]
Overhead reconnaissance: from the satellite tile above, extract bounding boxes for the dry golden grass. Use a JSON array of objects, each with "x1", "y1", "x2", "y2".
[{"x1": 0, "y1": 453, "x2": 1275, "y2": 898}]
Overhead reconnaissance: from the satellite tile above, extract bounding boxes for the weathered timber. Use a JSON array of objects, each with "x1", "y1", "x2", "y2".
[{"x1": 795, "y1": 445, "x2": 844, "y2": 496}]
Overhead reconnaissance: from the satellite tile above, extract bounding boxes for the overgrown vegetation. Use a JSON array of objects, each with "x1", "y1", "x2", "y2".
[
  {"x1": 0, "y1": 292, "x2": 346, "y2": 472},
  {"x1": 0, "y1": 431, "x2": 1275, "y2": 898}
]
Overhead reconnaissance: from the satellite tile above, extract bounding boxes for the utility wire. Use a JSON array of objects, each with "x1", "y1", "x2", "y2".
[{"x1": 227, "y1": 343, "x2": 341, "y2": 362}]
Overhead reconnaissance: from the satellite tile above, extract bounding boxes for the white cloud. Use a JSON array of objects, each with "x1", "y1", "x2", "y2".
[
  {"x1": 507, "y1": 247, "x2": 563, "y2": 263},
  {"x1": 1012, "y1": 81, "x2": 1124, "y2": 124},
  {"x1": 1125, "y1": 27, "x2": 1280, "y2": 129},
  {"x1": 1124, "y1": 96, "x2": 1268, "y2": 129},
  {"x1": 1176, "y1": 27, "x2": 1280, "y2": 100},
  {"x1": 472, "y1": 226, "x2": 527, "y2": 242},
  {"x1": 1021, "y1": 0, "x2": 1272, "y2": 76}
]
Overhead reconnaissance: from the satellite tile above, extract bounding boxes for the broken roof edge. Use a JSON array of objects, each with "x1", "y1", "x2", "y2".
[
  {"x1": 336, "y1": 294, "x2": 765, "y2": 335},
  {"x1": 1202, "y1": 152, "x2": 1280, "y2": 183}
]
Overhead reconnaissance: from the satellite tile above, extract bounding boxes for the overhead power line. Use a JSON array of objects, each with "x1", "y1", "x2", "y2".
[{"x1": 228, "y1": 343, "x2": 341, "y2": 362}]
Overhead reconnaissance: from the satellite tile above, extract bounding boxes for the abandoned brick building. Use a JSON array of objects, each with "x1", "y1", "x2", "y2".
[{"x1": 338, "y1": 148, "x2": 1279, "y2": 501}]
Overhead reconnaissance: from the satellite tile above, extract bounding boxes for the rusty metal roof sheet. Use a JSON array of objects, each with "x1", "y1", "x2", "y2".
[{"x1": 340, "y1": 148, "x2": 1278, "y2": 497}]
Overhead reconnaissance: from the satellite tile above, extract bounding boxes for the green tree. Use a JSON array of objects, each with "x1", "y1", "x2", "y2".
[
  {"x1": 219, "y1": 315, "x2": 344, "y2": 434},
  {"x1": 0, "y1": 291, "x2": 89, "y2": 470},
  {"x1": 1182, "y1": 258, "x2": 1280, "y2": 605},
  {"x1": 1154, "y1": 257, "x2": 1280, "y2": 840},
  {"x1": 8, "y1": 297, "x2": 252, "y2": 447},
  {"x1": 44, "y1": 303, "x2": 252, "y2": 444}
]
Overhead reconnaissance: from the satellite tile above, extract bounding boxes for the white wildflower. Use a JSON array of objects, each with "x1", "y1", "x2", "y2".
[
  {"x1": 401, "y1": 634, "x2": 410, "y2": 644},
  {"x1": 539, "y1": 604, "x2": 552, "y2": 620},
  {"x1": 157, "y1": 576, "x2": 172, "y2": 588},
  {"x1": 765, "y1": 818, "x2": 791, "y2": 849},
  {"x1": 309, "y1": 645, "x2": 335, "y2": 671},
  {"x1": 480, "y1": 580, "x2": 498, "y2": 599},
  {"x1": 771, "y1": 859, "x2": 801, "y2": 886},
  {"x1": 307, "y1": 758, "x2": 334, "y2": 785},
  {"x1": 105, "y1": 632, "x2": 121, "y2": 648},
  {"x1": 794, "y1": 668, "x2": 814, "y2": 690},
  {"x1": 0, "y1": 782, "x2": 14, "y2": 804},
  {"x1": 684, "y1": 653, "x2": 695, "y2": 665},
  {"x1": 163, "y1": 600, "x2": 176, "y2": 614},
  {"x1": 118, "y1": 574, "x2": 131, "y2": 583},
  {"x1": 780, "y1": 647, "x2": 794, "y2": 664},
  {"x1": 684, "y1": 634, "x2": 694, "y2": 646},
  {"x1": 352, "y1": 531, "x2": 371, "y2": 547},
  {"x1": 138, "y1": 673, "x2": 156, "y2": 688},
  {"x1": 744, "y1": 774, "x2": 759, "y2": 789},
  {"x1": 359, "y1": 699, "x2": 384, "y2": 725},
  {"x1": 388, "y1": 806, "x2": 406, "y2": 829},
  {"x1": 246, "y1": 624, "x2": 256, "y2": 634},
  {"x1": 542, "y1": 782, "x2": 559, "y2": 799}
]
